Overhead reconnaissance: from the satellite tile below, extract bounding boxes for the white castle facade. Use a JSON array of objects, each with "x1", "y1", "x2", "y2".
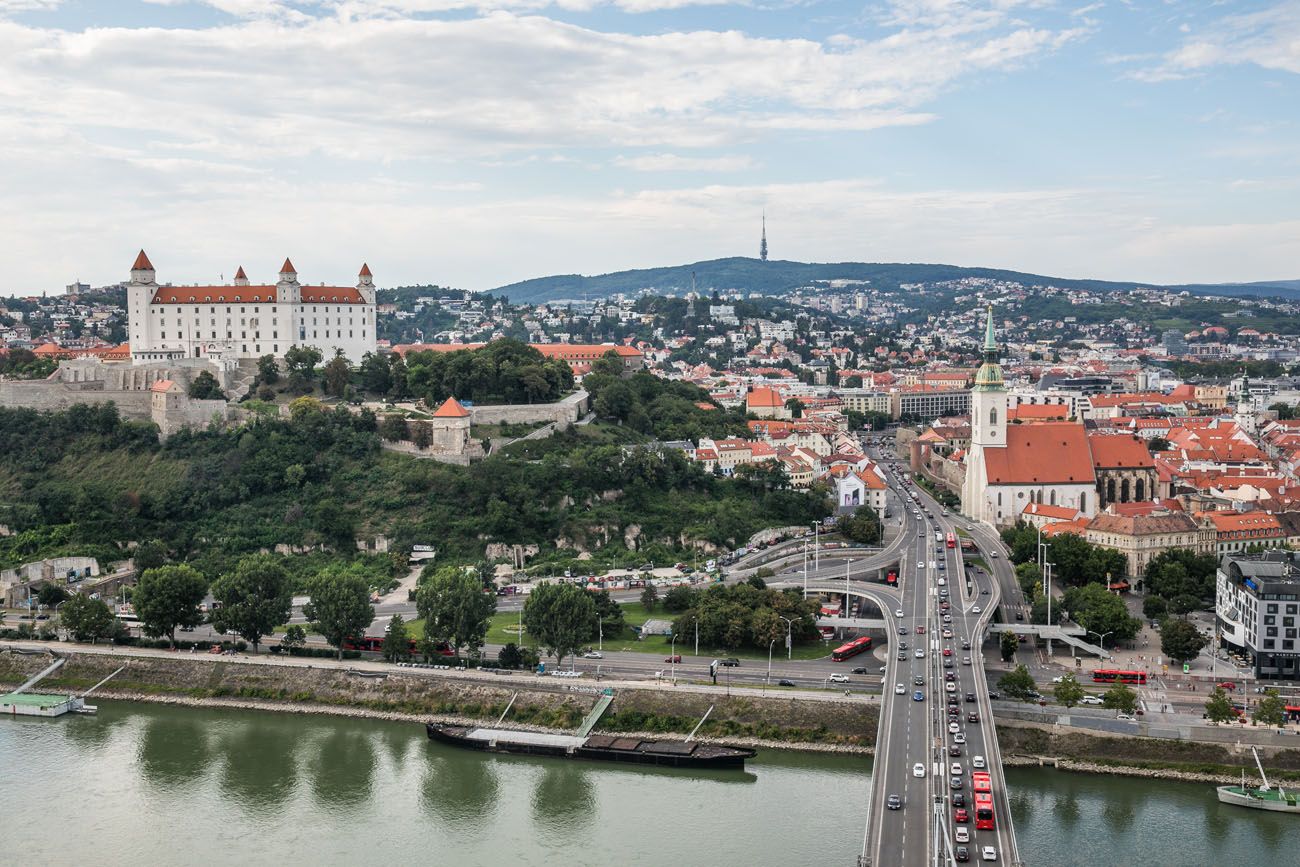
[{"x1": 127, "y1": 251, "x2": 377, "y2": 364}]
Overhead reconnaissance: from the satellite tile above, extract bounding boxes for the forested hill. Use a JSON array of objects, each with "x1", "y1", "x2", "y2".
[{"x1": 491, "y1": 257, "x2": 1300, "y2": 305}]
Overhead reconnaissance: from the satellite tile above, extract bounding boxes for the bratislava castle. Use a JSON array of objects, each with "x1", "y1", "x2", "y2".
[{"x1": 127, "y1": 251, "x2": 377, "y2": 364}]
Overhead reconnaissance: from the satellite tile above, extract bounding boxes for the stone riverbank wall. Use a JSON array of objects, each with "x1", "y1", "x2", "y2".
[{"x1": 0, "y1": 651, "x2": 877, "y2": 747}]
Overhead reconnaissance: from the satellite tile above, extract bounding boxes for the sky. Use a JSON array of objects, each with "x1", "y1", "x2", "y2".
[{"x1": 0, "y1": 0, "x2": 1297, "y2": 294}]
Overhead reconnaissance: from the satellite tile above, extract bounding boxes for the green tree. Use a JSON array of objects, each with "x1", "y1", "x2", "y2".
[
  {"x1": 497, "y1": 642, "x2": 523, "y2": 669},
  {"x1": 1204, "y1": 687, "x2": 1236, "y2": 724},
  {"x1": 1015, "y1": 561, "x2": 1043, "y2": 600},
  {"x1": 411, "y1": 424, "x2": 432, "y2": 451},
  {"x1": 282, "y1": 624, "x2": 307, "y2": 650},
  {"x1": 591, "y1": 589, "x2": 625, "y2": 637},
  {"x1": 1052, "y1": 673, "x2": 1086, "y2": 708},
  {"x1": 640, "y1": 582, "x2": 659, "y2": 612},
  {"x1": 36, "y1": 583, "x2": 68, "y2": 608},
  {"x1": 1269, "y1": 402, "x2": 1295, "y2": 421},
  {"x1": 840, "y1": 505, "x2": 882, "y2": 545},
  {"x1": 518, "y1": 645, "x2": 540, "y2": 672},
  {"x1": 59, "y1": 594, "x2": 115, "y2": 643},
  {"x1": 379, "y1": 415, "x2": 409, "y2": 442},
  {"x1": 415, "y1": 566, "x2": 497, "y2": 659},
  {"x1": 1147, "y1": 436, "x2": 1171, "y2": 452},
  {"x1": 304, "y1": 566, "x2": 375, "y2": 660},
  {"x1": 998, "y1": 664, "x2": 1037, "y2": 701},
  {"x1": 256, "y1": 354, "x2": 280, "y2": 386},
  {"x1": 662, "y1": 585, "x2": 697, "y2": 613},
  {"x1": 133, "y1": 539, "x2": 169, "y2": 572},
  {"x1": 1102, "y1": 684, "x2": 1138, "y2": 714},
  {"x1": 209, "y1": 553, "x2": 293, "y2": 654},
  {"x1": 133, "y1": 565, "x2": 209, "y2": 648},
  {"x1": 382, "y1": 613, "x2": 412, "y2": 662},
  {"x1": 999, "y1": 630, "x2": 1018, "y2": 662},
  {"x1": 1143, "y1": 595, "x2": 1168, "y2": 621},
  {"x1": 1160, "y1": 618, "x2": 1208, "y2": 665},
  {"x1": 1062, "y1": 583, "x2": 1140, "y2": 641},
  {"x1": 284, "y1": 345, "x2": 322, "y2": 378},
  {"x1": 188, "y1": 370, "x2": 226, "y2": 400},
  {"x1": 1169, "y1": 594, "x2": 1201, "y2": 617},
  {"x1": 323, "y1": 351, "x2": 351, "y2": 398},
  {"x1": 523, "y1": 581, "x2": 596, "y2": 668},
  {"x1": 1254, "y1": 691, "x2": 1285, "y2": 727}
]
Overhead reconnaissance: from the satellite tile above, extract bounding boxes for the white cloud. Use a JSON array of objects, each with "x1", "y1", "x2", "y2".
[
  {"x1": 1133, "y1": 3, "x2": 1300, "y2": 80},
  {"x1": 614, "y1": 153, "x2": 758, "y2": 171}
]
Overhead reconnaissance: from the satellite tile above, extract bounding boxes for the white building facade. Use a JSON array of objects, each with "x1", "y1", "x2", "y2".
[{"x1": 127, "y1": 251, "x2": 377, "y2": 364}]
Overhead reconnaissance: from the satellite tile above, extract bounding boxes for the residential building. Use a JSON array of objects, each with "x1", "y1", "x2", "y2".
[
  {"x1": 1216, "y1": 551, "x2": 1300, "y2": 679},
  {"x1": 1084, "y1": 508, "x2": 1209, "y2": 577}
]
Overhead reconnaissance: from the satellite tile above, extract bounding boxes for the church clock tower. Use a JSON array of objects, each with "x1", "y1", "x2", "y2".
[{"x1": 962, "y1": 305, "x2": 1007, "y2": 522}]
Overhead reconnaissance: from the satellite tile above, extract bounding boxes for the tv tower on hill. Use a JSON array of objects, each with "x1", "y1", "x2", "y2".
[{"x1": 759, "y1": 212, "x2": 768, "y2": 262}]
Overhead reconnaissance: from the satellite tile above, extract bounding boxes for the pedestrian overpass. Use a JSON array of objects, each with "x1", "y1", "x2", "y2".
[{"x1": 989, "y1": 622, "x2": 1111, "y2": 659}]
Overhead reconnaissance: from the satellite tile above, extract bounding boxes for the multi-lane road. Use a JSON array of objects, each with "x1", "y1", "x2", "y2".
[{"x1": 862, "y1": 447, "x2": 1022, "y2": 867}]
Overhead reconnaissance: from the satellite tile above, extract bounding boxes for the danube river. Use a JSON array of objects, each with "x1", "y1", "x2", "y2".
[{"x1": 1, "y1": 701, "x2": 1294, "y2": 866}]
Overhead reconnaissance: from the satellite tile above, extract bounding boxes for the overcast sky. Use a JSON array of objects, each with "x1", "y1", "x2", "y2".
[{"x1": 1, "y1": 0, "x2": 1297, "y2": 294}]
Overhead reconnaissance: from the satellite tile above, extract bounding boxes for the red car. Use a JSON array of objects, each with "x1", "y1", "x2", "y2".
[
  {"x1": 943, "y1": 648, "x2": 953, "y2": 657},
  {"x1": 664, "y1": 655, "x2": 682, "y2": 663},
  {"x1": 1218, "y1": 681, "x2": 1236, "y2": 691},
  {"x1": 953, "y1": 808, "x2": 969, "y2": 824},
  {"x1": 916, "y1": 626, "x2": 926, "y2": 634}
]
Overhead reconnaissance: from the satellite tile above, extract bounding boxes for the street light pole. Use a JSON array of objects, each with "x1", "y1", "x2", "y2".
[
  {"x1": 671, "y1": 634, "x2": 678, "y2": 683},
  {"x1": 1087, "y1": 629, "x2": 1115, "y2": 659},
  {"x1": 598, "y1": 616, "x2": 603, "y2": 652},
  {"x1": 813, "y1": 521, "x2": 820, "y2": 570},
  {"x1": 846, "y1": 558, "x2": 853, "y2": 621},
  {"x1": 767, "y1": 637, "x2": 776, "y2": 689},
  {"x1": 779, "y1": 615, "x2": 794, "y2": 661}
]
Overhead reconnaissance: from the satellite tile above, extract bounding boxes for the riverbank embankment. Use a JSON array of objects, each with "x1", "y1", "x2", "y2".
[{"x1": 0, "y1": 648, "x2": 877, "y2": 752}]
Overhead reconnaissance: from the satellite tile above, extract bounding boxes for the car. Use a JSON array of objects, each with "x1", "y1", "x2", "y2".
[
  {"x1": 946, "y1": 682, "x2": 957, "y2": 693},
  {"x1": 886, "y1": 794, "x2": 902, "y2": 810},
  {"x1": 851, "y1": 666, "x2": 868, "y2": 674},
  {"x1": 896, "y1": 609, "x2": 905, "y2": 617},
  {"x1": 982, "y1": 846, "x2": 997, "y2": 861},
  {"x1": 664, "y1": 655, "x2": 681, "y2": 663},
  {"x1": 896, "y1": 683, "x2": 906, "y2": 695},
  {"x1": 955, "y1": 826, "x2": 970, "y2": 843},
  {"x1": 1117, "y1": 712, "x2": 1138, "y2": 721},
  {"x1": 954, "y1": 807, "x2": 969, "y2": 823},
  {"x1": 989, "y1": 551, "x2": 999, "y2": 558},
  {"x1": 951, "y1": 762, "x2": 964, "y2": 776},
  {"x1": 943, "y1": 629, "x2": 954, "y2": 639},
  {"x1": 897, "y1": 650, "x2": 908, "y2": 661},
  {"x1": 962, "y1": 656, "x2": 972, "y2": 665},
  {"x1": 962, "y1": 640, "x2": 971, "y2": 650},
  {"x1": 828, "y1": 673, "x2": 850, "y2": 683},
  {"x1": 972, "y1": 606, "x2": 982, "y2": 614},
  {"x1": 939, "y1": 589, "x2": 949, "y2": 597},
  {"x1": 719, "y1": 658, "x2": 740, "y2": 667},
  {"x1": 897, "y1": 625, "x2": 909, "y2": 635},
  {"x1": 1015, "y1": 612, "x2": 1024, "y2": 621},
  {"x1": 899, "y1": 641, "x2": 909, "y2": 651},
  {"x1": 1218, "y1": 681, "x2": 1237, "y2": 691},
  {"x1": 945, "y1": 671, "x2": 956, "y2": 681},
  {"x1": 952, "y1": 793, "x2": 966, "y2": 807},
  {"x1": 948, "y1": 721, "x2": 960, "y2": 734},
  {"x1": 944, "y1": 659, "x2": 954, "y2": 669},
  {"x1": 947, "y1": 706, "x2": 961, "y2": 718},
  {"x1": 914, "y1": 675, "x2": 925, "y2": 686},
  {"x1": 913, "y1": 690, "x2": 925, "y2": 702},
  {"x1": 1080, "y1": 695, "x2": 1104, "y2": 705},
  {"x1": 988, "y1": 692, "x2": 1000, "y2": 700},
  {"x1": 965, "y1": 692, "x2": 976, "y2": 702},
  {"x1": 1051, "y1": 675, "x2": 1066, "y2": 683},
  {"x1": 973, "y1": 755, "x2": 986, "y2": 769},
  {"x1": 937, "y1": 578, "x2": 946, "y2": 586},
  {"x1": 981, "y1": 588, "x2": 990, "y2": 595},
  {"x1": 913, "y1": 763, "x2": 926, "y2": 778},
  {"x1": 949, "y1": 745, "x2": 962, "y2": 757},
  {"x1": 950, "y1": 776, "x2": 963, "y2": 790},
  {"x1": 917, "y1": 561, "x2": 925, "y2": 569},
  {"x1": 582, "y1": 651, "x2": 603, "y2": 659},
  {"x1": 954, "y1": 732, "x2": 966, "y2": 744},
  {"x1": 955, "y1": 846, "x2": 970, "y2": 863},
  {"x1": 943, "y1": 648, "x2": 953, "y2": 657},
  {"x1": 967, "y1": 712, "x2": 980, "y2": 723},
  {"x1": 916, "y1": 625, "x2": 926, "y2": 634},
  {"x1": 938, "y1": 562, "x2": 946, "y2": 571},
  {"x1": 940, "y1": 601, "x2": 950, "y2": 610},
  {"x1": 942, "y1": 614, "x2": 952, "y2": 623},
  {"x1": 915, "y1": 649, "x2": 925, "y2": 658}
]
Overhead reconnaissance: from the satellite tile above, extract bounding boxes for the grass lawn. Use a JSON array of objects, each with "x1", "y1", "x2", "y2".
[{"x1": 480, "y1": 601, "x2": 835, "y2": 662}]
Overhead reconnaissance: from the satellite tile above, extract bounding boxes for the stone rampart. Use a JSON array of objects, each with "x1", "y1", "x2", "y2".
[{"x1": 468, "y1": 390, "x2": 589, "y2": 429}]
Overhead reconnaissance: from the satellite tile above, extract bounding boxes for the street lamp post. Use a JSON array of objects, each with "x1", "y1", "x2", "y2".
[
  {"x1": 670, "y1": 634, "x2": 678, "y2": 683},
  {"x1": 598, "y1": 617, "x2": 603, "y2": 652},
  {"x1": 812, "y1": 521, "x2": 820, "y2": 571},
  {"x1": 779, "y1": 615, "x2": 794, "y2": 661},
  {"x1": 767, "y1": 637, "x2": 777, "y2": 689},
  {"x1": 845, "y1": 559, "x2": 853, "y2": 622},
  {"x1": 1087, "y1": 629, "x2": 1115, "y2": 659},
  {"x1": 53, "y1": 599, "x2": 69, "y2": 640}
]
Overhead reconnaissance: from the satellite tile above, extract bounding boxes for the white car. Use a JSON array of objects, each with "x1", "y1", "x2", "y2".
[
  {"x1": 896, "y1": 683, "x2": 906, "y2": 695},
  {"x1": 962, "y1": 656, "x2": 972, "y2": 665},
  {"x1": 946, "y1": 682, "x2": 956, "y2": 692},
  {"x1": 1051, "y1": 675, "x2": 1065, "y2": 683},
  {"x1": 828, "y1": 673, "x2": 850, "y2": 683},
  {"x1": 1117, "y1": 712, "x2": 1138, "y2": 721},
  {"x1": 913, "y1": 762, "x2": 926, "y2": 778},
  {"x1": 955, "y1": 826, "x2": 970, "y2": 843},
  {"x1": 951, "y1": 762, "x2": 963, "y2": 775},
  {"x1": 896, "y1": 609, "x2": 905, "y2": 617},
  {"x1": 982, "y1": 846, "x2": 997, "y2": 861},
  {"x1": 954, "y1": 732, "x2": 966, "y2": 744},
  {"x1": 915, "y1": 649, "x2": 925, "y2": 658},
  {"x1": 972, "y1": 606, "x2": 982, "y2": 614},
  {"x1": 1080, "y1": 695, "x2": 1104, "y2": 706},
  {"x1": 948, "y1": 721, "x2": 960, "y2": 734},
  {"x1": 973, "y1": 755, "x2": 986, "y2": 769},
  {"x1": 937, "y1": 577, "x2": 946, "y2": 586},
  {"x1": 917, "y1": 561, "x2": 925, "y2": 569},
  {"x1": 582, "y1": 651, "x2": 603, "y2": 659}
]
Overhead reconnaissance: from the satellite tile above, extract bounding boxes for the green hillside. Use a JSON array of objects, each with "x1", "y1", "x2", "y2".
[{"x1": 492, "y1": 257, "x2": 1300, "y2": 304}]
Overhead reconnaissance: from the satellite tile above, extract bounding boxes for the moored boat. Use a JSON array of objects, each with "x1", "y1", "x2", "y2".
[
  {"x1": 1215, "y1": 747, "x2": 1300, "y2": 814},
  {"x1": 426, "y1": 723, "x2": 756, "y2": 769}
]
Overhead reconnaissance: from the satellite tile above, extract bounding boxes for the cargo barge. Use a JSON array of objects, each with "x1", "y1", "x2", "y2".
[{"x1": 426, "y1": 724, "x2": 756, "y2": 769}]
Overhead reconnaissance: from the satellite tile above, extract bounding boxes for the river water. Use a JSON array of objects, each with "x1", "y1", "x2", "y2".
[{"x1": 1, "y1": 701, "x2": 1293, "y2": 866}]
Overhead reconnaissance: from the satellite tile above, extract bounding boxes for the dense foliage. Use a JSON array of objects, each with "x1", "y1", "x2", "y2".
[
  {"x1": 1001, "y1": 523, "x2": 1128, "y2": 583},
  {"x1": 0, "y1": 402, "x2": 826, "y2": 576},
  {"x1": 0, "y1": 347, "x2": 57, "y2": 379},
  {"x1": 667, "y1": 583, "x2": 820, "y2": 652},
  {"x1": 403, "y1": 338, "x2": 574, "y2": 405},
  {"x1": 583, "y1": 361, "x2": 749, "y2": 441}
]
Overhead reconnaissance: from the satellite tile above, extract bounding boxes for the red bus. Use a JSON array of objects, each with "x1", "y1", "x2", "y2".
[
  {"x1": 831, "y1": 636, "x2": 873, "y2": 661},
  {"x1": 974, "y1": 791, "x2": 995, "y2": 830},
  {"x1": 1092, "y1": 669, "x2": 1147, "y2": 685},
  {"x1": 946, "y1": 532, "x2": 957, "y2": 549},
  {"x1": 343, "y1": 636, "x2": 454, "y2": 656},
  {"x1": 885, "y1": 571, "x2": 897, "y2": 586},
  {"x1": 972, "y1": 771, "x2": 992, "y2": 794}
]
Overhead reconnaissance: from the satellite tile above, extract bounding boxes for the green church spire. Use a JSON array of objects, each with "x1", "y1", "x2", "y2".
[{"x1": 973, "y1": 305, "x2": 1004, "y2": 391}]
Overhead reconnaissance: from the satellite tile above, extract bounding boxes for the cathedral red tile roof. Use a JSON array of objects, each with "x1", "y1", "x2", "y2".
[
  {"x1": 982, "y1": 423, "x2": 1095, "y2": 485},
  {"x1": 1087, "y1": 433, "x2": 1155, "y2": 470}
]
